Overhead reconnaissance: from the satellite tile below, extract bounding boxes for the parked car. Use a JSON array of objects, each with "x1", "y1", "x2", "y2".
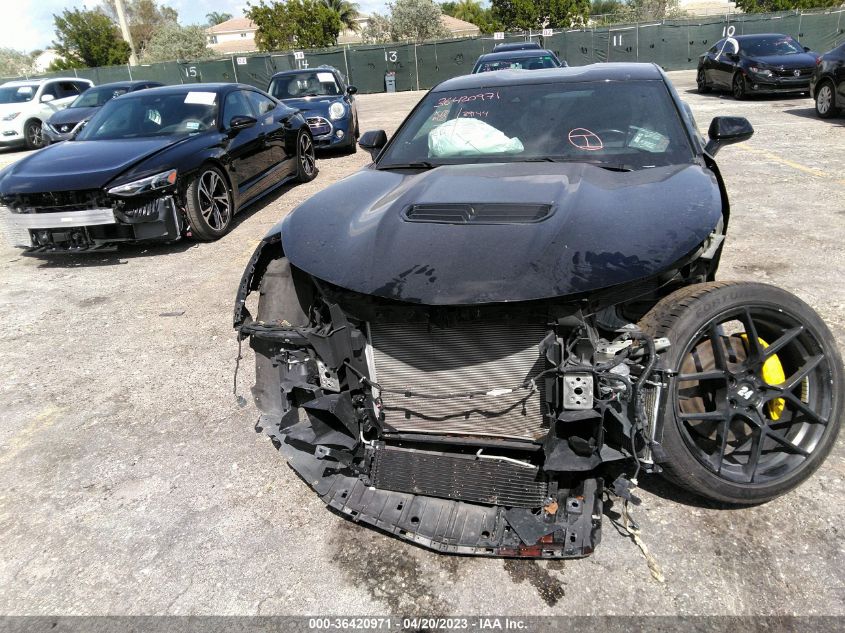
[
  {"x1": 233, "y1": 64, "x2": 842, "y2": 559},
  {"x1": 697, "y1": 33, "x2": 820, "y2": 99},
  {"x1": 492, "y1": 41, "x2": 542, "y2": 52},
  {"x1": 810, "y1": 42, "x2": 845, "y2": 118},
  {"x1": 267, "y1": 66, "x2": 358, "y2": 153},
  {"x1": 0, "y1": 83, "x2": 316, "y2": 253},
  {"x1": 0, "y1": 78, "x2": 93, "y2": 149},
  {"x1": 472, "y1": 48, "x2": 564, "y2": 73},
  {"x1": 43, "y1": 80, "x2": 163, "y2": 144}
]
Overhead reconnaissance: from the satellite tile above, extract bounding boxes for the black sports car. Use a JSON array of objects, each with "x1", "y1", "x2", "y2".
[
  {"x1": 234, "y1": 64, "x2": 843, "y2": 559},
  {"x1": 472, "y1": 48, "x2": 564, "y2": 73},
  {"x1": 42, "y1": 80, "x2": 164, "y2": 144},
  {"x1": 810, "y1": 42, "x2": 845, "y2": 118},
  {"x1": 0, "y1": 83, "x2": 316, "y2": 253},
  {"x1": 697, "y1": 33, "x2": 820, "y2": 99}
]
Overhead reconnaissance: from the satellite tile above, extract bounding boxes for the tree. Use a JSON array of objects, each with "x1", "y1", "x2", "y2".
[
  {"x1": 322, "y1": 0, "x2": 361, "y2": 31},
  {"x1": 246, "y1": 0, "x2": 343, "y2": 50},
  {"x1": 101, "y1": 0, "x2": 179, "y2": 54},
  {"x1": 0, "y1": 49, "x2": 36, "y2": 78},
  {"x1": 206, "y1": 11, "x2": 233, "y2": 25},
  {"x1": 388, "y1": 0, "x2": 451, "y2": 42},
  {"x1": 141, "y1": 24, "x2": 214, "y2": 62},
  {"x1": 360, "y1": 13, "x2": 393, "y2": 43},
  {"x1": 492, "y1": 0, "x2": 589, "y2": 30},
  {"x1": 442, "y1": 0, "x2": 501, "y2": 33},
  {"x1": 50, "y1": 8, "x2": 131, "y2": 69},
  {"x1": 734, "y1": 0, "x2": 839, "y2": 11}
]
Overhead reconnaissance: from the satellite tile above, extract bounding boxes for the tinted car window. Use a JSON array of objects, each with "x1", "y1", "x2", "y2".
[
  {"x1": 223, "y1": 90, "x2": 255, "y2": 123},
  {"x1": 78, "y1": 91, "x2": 219, "y2": 140},
  {"x1": 247, "y1": 91, "x2": 276, "y2": 115},
  {"x1": 73, "y1": 81, "x2": 92, "y2": 93},
  {"x1": 70, "y1": 85, "x2": 130, "y2": 108},
  {"x1": 379, "y1": 80, "x2": 694, "y2": 170},
  {"x1": 0, "y1": 85, "x2": 37, "y2": 103},
  {"x1": 269, "y1": 71, "x2": 341, "y2": 98},
  {"x1": 56, "y1": 82, "x2": 82, "y2": 99},
  {"x1": 740, "y1": 36, "x2": 804, "y2": 56},
  {"x1": 475, "y1": 55, "x2": 560, "y2": 72}
]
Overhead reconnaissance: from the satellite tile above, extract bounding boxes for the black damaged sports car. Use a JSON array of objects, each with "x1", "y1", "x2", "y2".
[
  {"x1": 0, "y1": 83, "x2": 316, "y2": 253},
  {"x1": 234, "y1": 64, "x2": 842, "y2": 558}
]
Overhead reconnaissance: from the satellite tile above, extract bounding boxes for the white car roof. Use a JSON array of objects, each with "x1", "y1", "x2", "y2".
[{"x1": 0, "y1": 77, "x2": 91, "y2": 87}]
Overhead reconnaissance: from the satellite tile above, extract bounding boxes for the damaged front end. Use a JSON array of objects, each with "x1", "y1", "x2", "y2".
[{"x1": 234, "y1": 238, "x2": 675, "y2": 559}]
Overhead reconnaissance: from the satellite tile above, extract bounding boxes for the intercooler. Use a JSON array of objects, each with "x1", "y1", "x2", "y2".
[{"x1": 368, "y1": 321, "x2": 548, "y2": 441}]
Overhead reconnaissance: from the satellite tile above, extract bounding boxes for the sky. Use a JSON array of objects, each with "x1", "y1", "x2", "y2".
[{"x1": 0, "y1": 0, "x2": 389, "y2": 52}]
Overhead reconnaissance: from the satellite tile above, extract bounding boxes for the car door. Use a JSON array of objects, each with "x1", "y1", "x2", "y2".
[
  {"x1": 712, "y1": 39, "x2": 738, "y2": 88},
  {"x1": 701, "y1": 42, "x2": 721, "y2": 84},
  {"x1": 336, "y1": 70, "x2": 358, "y2": 130},
  {"x1": 53, "y1": 81, "x2": 85, "y2": 109},
  {"x1": 834, "y1": 44, "x2": 845, "y2": 106},
  {"x1": 222, "y1": 89, "x2": 267, "y2": 196},
  {"x1": 246, "y1": 89, "x2": 300, "y2": 187}
]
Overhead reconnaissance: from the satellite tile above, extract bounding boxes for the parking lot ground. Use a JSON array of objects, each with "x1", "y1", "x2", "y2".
[{"x1": 0, "y1": 70, "x2": 843, "y2": 616}]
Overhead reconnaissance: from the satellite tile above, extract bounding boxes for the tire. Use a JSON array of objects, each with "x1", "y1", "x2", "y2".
[
  {"x1": 295, "y1": 130, "x2": 317, "y2": 183},
  {"x1": 815, "y1": 81, "x2": 839, "y2": 119},
  {"x1": 185, "y1": 165, "x2": 234, "y2": 241},
  {"x1": 24, "y1": 119, "x2": 45, "y2": 150},
  {"x1": 732, "y1": 73, "x2": 746, "y2": 100},
  {"x1": 697, "y1": 68, "x2": 711, "y2": 94},
  {"x1": 639, "y1": 281, "x2": 843, "y2": 505}
]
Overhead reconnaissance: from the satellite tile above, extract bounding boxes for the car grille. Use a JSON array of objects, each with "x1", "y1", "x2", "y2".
[
  {"x1": 306, "y1": 116, "x2": 332, "y2": 137},
  {"x1": 772, "y1": 67, "x2": 814, "y2": 78},
  {"x1": 52, "y1": 122, "x2": 78, "y2": 134},
  {"x1": 404, "y1": 203, "x2": 554, "y2": 225},
  {"x1": 369, "y1": 321, "x2": 548, "y2": 441},
  {"x1": 3, "y1": 190, "x2": 110, "y2": 213}
]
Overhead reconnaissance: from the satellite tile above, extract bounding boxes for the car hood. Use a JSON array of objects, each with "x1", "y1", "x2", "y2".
[
  {"x1": 279, "y1": 161, "x2": 723, "y2": 305},
  {"x1": 0, "y1": 137, "x2": 186, "y2": 193},
  {"x1": 281, "y1": 96, "x2": 341, "y2": 114},
  {"x1": 48, "y1": 106, "x2": 99, "y2": 126},
  {"x1": 748, "y1": 52, "x2": 818, "y2": 68}
]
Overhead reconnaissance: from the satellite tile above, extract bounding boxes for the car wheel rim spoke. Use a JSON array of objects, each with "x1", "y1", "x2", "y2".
[
  {"x1": 301, "y1": 136, "x2": 314, "y2": 175},
  {"x1": 675, "y1": 306, "x2": 832, "y2": 484},
  {"x1": 819, "y1": 87, "x2": 831, "y2": 113},
  {"x1": 199, "y1": 171, "x2": 230, "y2": 229}
]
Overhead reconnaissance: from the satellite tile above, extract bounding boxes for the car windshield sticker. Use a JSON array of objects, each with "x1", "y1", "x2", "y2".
[
  {"x1": 629, "y1": 127, "x2": 670, "y2": 152},
  {"x1": 184, "y1": 91, "x2": 216, "y2": 105},
  {"x1": 185, "y1": 121, "x2": 200, "y2": 130},
  {"x1": 146, "y1": 109, "x2": 162, "y2": 125},
  {"x1": 568, "y1": 128, "x2": 603, "y2": 151},
  {"x1": 317, "y1": 72, "x2": 335, "y2": 83}
]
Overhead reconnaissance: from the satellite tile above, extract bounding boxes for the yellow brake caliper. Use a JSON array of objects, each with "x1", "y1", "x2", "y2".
[{"x1": 740, "y1": 334, "x2": 786, "y2": 420}]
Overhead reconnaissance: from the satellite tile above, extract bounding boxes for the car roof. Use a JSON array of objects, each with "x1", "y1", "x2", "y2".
[
  {"x1": 0, "y1": 77, "x2": 88, "y2": 87},
  {"x1": 734, "y1": 33, "x2": 793, "y2": 41},
  {"x1": 492, "y1": 42, "x2": 542, "y2": 52},
  {"x1": 88, "y1": 80, "x2": 163, "y2": 89},
  {"x1": 117, "y1": 83, "x2": 255, "y2": 96},
  {"x1": 436, "y1": 62, "x2": 663, "y2": 92},
  {"x1": 476, "y1": 49, "x2": 558, "y2": 62},
  {"x1": 271, "y1": 67, "x2": 340, "y2": 78}
]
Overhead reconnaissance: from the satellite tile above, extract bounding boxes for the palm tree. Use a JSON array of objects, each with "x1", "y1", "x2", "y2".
[
  {"x1": 206, "y1": 11, "x2": 233, "y2": 26},
  {"x1": 321, "y1": 0, "x2": 361, "y2": 32},
  {"x1": 452, "y1": 0, "x2": 483, "y2": 23}
]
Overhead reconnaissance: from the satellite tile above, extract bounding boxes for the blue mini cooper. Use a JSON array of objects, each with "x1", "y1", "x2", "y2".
[{"x1": 268, "y1": 66, "x2": 359, "y2": 153}]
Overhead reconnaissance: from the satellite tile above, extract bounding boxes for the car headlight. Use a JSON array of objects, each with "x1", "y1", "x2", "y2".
[
  {"x1": 108, "y1": 169, "x2": 178, "y2": 197},
  {"x1": 749, "y1": 66, "x2": 773, "y2": 78},
  {"x1": 2, "y1": 112, "x2": 20, "y2": 121},
  {"x1": 328, "y1": 102, "x2": 346, "y2": 121}
]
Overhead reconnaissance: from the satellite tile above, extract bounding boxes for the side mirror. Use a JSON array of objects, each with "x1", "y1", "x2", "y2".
[
  {"x1": 346, "y1": 85, "x2": 358, "y2": 95},
  {"x1": 803, "y1": 46, "x2": 811, "y2": 52},
  {"x1": 40, "y1": 94, "x2": 55, "y2": 103},
  {"x1": 358, "y1": 129, "x2": 387, "y2": 159},
  {"x1": 228, "y1": 115, "x2": 257, "y2": 135},
  {"x1": 704, "y1": 116, "x2": 753, "y2": 156}
]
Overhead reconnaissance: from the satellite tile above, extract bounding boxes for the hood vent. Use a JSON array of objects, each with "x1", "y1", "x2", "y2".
[{"x1": 403, "y1": 203, "x2": 553, "y2": 225}]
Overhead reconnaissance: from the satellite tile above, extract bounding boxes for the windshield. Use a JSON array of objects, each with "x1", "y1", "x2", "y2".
[
  {"x1": 0, "y1": 85, "x2": 37, "y2": 104},
  {"x1": 378, "y1": 80, "x2": 694, "y2": 170},
  {"x1": 741, "y1": 36, "x2": 804, "y2": 57},
  {"x1": 77, "y1": 91, "x2": 218, "y2": 140},
  {"x1": 475, "y1": 55, "x2": 560, "y2": 73},
  {"x1": 269, "y1": 71, "x2": 341, "y2": 99},
  {"x1": 70, "y1": 85, "x2": 130, "y2": 108}
]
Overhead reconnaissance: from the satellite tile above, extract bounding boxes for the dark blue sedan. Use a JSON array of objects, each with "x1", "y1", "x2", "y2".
[{"x1": 268, "y1": 66, "x2": 359, "y2": 153}]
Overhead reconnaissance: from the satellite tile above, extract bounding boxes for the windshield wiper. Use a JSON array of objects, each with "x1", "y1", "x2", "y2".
[
  {"x1": 519, "y1": 157, "x2": 634, "y2": 171},
  {"x1": 378, "y1": 161, "x2": 436, "y2": 170}
]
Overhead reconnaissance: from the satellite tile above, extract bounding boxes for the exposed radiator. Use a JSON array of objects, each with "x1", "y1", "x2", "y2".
[
  {"x1": 371, "y1": 444, "x2": 549, "y2": 508},
  {"x1": 368, "y1": 321, "x2": 548, "y2": 441}
]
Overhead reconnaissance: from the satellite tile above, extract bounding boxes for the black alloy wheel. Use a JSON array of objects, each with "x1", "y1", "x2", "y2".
[
  {"x1": 697, "y1": 69, "x2": 711, "y2": 93},
  {"x1": 296, "y1": 131, "x2": 317, "y2": 182},
  {"x1": 641, "y1": 282, "x2": 842, "y2": 504},
  {"x1": 25, "y1": 120, "x2": 45, "y2": 150},
  {"x1": 185, "y1": 166, "x2": 234, "y2": 240},
  {"x1": 732, "y1": 73, "x2": 746, "y2": 100}
]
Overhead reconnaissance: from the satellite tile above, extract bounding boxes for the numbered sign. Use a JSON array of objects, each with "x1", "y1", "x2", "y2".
[
  {"x1": 493, "y1": 32, "x2": 504, "y2": 40},
  {"x1": 236, "y1": 57, "x2": 247, "y2": 65},
  {"x1": 542, "y1": 28, "x2": 553, "y2": 37},
  {"x1": 293, "y1": 51, "x2": 304, "y2": 60},
  {"x1": 384, "y1": 50, "x2": 398, "y2": 63}
]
